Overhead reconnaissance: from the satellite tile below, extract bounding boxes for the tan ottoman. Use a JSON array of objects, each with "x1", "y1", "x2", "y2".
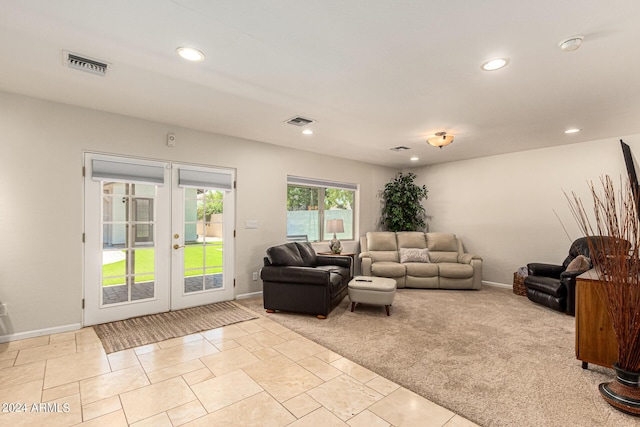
[{"x1": 348, "y1": 276, "x2": 397, "y2": 316}]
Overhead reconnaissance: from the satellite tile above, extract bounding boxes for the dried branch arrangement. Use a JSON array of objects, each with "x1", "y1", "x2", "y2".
[{"x1": 567, "y1": 176, "x2": 640, "y2": 372}]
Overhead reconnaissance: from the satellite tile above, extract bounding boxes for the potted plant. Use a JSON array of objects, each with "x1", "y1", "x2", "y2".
[
  {"x1": 380, "y1": 172, "x2": 428, "y2": 231},
  {"x1": 568, "y1": 176, "x2": 640, "y2": 415}
]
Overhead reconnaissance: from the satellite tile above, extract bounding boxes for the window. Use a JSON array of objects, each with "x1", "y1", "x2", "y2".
[{"x1": 287, "y1": 176, "x2": 357, "y2": 242}]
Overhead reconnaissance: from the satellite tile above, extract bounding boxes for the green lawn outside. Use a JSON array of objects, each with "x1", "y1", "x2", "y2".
[{"x1": 102, "y1": 243, "x2": 223, "y2": 286}]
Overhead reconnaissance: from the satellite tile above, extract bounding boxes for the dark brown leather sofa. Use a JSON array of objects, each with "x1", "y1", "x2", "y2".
[{"x1": 260, "y1": 242, "x2": 352, "y2": 319}]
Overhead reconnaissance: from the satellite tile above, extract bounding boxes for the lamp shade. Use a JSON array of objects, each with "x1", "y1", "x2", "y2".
[
  {"x1": 326, "y1": 219, "x2": 344, "y2": 233},
  {"x1": 427, "y1": 132, "x2": 454, "y2": 148}
]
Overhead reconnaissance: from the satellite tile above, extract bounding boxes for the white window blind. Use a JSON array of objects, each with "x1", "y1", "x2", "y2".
[
  {"x1": 178, "y1": 168, "x2": 233, "y2": 190},
  {"x1": 287, "y1": 176, "x2": 357, "y2": 191},
  {"x1": 91, "y1": 159, "x2": 165, "y2": 185}
]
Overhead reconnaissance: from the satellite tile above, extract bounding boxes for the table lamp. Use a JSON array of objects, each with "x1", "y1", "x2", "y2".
[{"x1": 326, "y1": 219, "x2": 344, "y2": 254}]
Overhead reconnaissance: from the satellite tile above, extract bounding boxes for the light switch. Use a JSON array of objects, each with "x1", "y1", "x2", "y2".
[{"x1": 245, "y1": 220, "x2": 259, "y2": 229}]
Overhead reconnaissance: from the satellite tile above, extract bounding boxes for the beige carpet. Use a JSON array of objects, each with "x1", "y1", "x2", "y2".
[
  {"x1": 238, "y1": 286, "x2": 639, "y2": 427},
  {"x1": 93, "y1": 301, "x2": 256, "y2": 353}
]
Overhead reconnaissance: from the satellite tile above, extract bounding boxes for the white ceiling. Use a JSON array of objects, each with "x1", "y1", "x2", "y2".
[{"x1": 2, "y1": 0, "x2": 640, "y2": 168}]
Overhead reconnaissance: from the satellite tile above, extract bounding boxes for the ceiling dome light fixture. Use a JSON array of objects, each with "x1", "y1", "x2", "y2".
[
  {"x1": 302, "y1": 129, "x2": 313, "y2": 135},
  {"x1": 410, "y1": 156, "x2": 419, "y2": 161},
  {"x1": 427, "y1": 131, "x2": 454, "y2": 149},
  {"x1": 176, "y1": 47, "x2": 205, "y2": 62},
  {"x1": 564, "y1": 128, "x2": 581, "y2": 134},
  {"x1": 481, "y1": 57, "x2": 509, "y2": 71},
  {"x1": 559, "y1": 36, "x2": 583, "y2": 52}
]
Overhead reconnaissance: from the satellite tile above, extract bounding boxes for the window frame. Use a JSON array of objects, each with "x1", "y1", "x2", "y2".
[{"x1": 286, "y1": 176, "x2": 357, "y2": 243}]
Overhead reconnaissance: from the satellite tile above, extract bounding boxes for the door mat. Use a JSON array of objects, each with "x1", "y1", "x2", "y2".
[{"x1": 93, "y1": 301, "x2": 257, "y2": 354}]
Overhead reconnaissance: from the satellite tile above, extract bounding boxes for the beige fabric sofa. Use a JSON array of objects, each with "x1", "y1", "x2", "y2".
[{"x1": 359, "y1": 232, "x2": 482, "y2": 289}]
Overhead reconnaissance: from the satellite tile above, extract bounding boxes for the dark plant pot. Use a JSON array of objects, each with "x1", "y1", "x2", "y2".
[{"x1": 599, "y1": 363, "x2": 640, "y2": 416}]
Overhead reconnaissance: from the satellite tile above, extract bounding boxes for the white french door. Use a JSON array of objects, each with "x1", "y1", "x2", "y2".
[
  {"x1": 170, "y1": 163, "x2": 235, "y2": 310},
  {"x1": 83, "y1": 154, "x2": 235, "y2": 326}
]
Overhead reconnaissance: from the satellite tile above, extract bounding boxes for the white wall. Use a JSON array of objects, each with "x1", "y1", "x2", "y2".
[
  {"x1": 5, "y1": 87, "x2": 637, "y2": 338},
  {"x1": 409, "y1": 134, "x2": 640, "y2": 285},
  {"x1": 0, "y1": 91, "x2": 396, "y2": 338}
]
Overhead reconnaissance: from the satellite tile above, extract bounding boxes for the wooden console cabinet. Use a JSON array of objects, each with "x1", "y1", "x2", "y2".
[{"x1": 575, "y1": 271, "x2": 618, "y2": 369}]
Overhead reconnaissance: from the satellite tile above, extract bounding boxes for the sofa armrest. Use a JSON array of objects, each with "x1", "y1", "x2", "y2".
[
  {"x1": 260, "y1": 266, "x2": 330, "y2": 286},
  {"x1": 471, "y1": 258, "x2": 483, "y2": 289},
  {"x1": 458, "y1": 254, "x2": 473, "y2": 264},
  {"x1": 560, "y1": 269, "x2": 587, "y2": 280},
  {"x1": 361, "y1": 256, "x2": 373, "y2": 276},
  {"x1": 316, "y1": 255, "x2": 351, "y2": 269},
  {"x1": 527, "y1": 263, "x2": 565, "y2": 279},
  {"x1": 560, "y1": 269, "x2": 587, "y2": 315}
]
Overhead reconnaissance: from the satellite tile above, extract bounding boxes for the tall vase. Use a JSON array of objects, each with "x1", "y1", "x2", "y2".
[{"x1": 599, "y1": 363, "x2": 640, "y2": 415}]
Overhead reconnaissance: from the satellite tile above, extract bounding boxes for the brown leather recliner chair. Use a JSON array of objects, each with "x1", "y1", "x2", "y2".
[
  {"x1": 524, "y1": 236, "x2": 618, "y2": 315},
  {"x1": 260, "y1": 242, "x2": 352, "y2": 319}
]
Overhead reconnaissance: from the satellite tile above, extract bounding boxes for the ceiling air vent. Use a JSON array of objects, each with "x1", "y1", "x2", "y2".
[
  {"x1": 63, "y1": 51, "x2": 108, "y2": 76},
  {"x1": 390, "y1": 146, "x2": 411, "y2": 151},
  {"x1": 285, "y1": 116, "x2": 314, "y2": 127}
]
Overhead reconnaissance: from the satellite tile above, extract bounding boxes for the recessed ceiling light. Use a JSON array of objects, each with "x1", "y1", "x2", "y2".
[
  {"x1": 410, "y1": 156, "x2": 419, "y2": 161},
  {"x1": 481, "y1": 57, "x2": 509, "y2": 71},
  {"x1": 564, "y1": 128, "x2": 581, "y2": 134},
  {"x1": 176, "y1": 47, "x2": 205, "y2": 62},
  {"x1": 302, "y1": 129, "x2": 313, "y2": 135}
]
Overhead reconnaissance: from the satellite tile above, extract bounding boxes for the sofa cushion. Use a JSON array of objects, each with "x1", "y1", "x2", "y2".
[
  {"x1": 568, "y1": 237, "x2": 591, "y2": 259},
  {"x1": 428, "y1": 251, "x2": 459, "y2": 263},
  {"x1": 427, "y1": 233, "x2": 458, "y2": 252},
  {"x1": 295, "y1": 242, "x2": 317, "y2": 267},
  {"x1": 438, "y1": 262, "x2": 474, "y2": 279},
  {"x1": 267, "y1": 243, "x2": 304, "y2": 266},
  {"x1": 372, "y1": 262, "x2": 406, "y2": 278},
  {"x1": 366, "y1": 232, "x2": 398, "y2": 251},
  {"x1": 400, "y1": 248, "x2": 430, "y2": 263},
  {"x1": 525, "y1": 276, "x2": 565, "y2": 297},
  {"x1": 405, "y1": 262, "x2": 439, "y2": 277},
  {"x1": 405, "y1": 276, "x2": 439, "y2": 289},
  {"x1": 370, "y1": 251, "x2": 400, "y2": 263},
  {"x1": 562, "y1": 236, "x2": 629, "y2": 268},
  {"x1": 315, "y1": 265, "x2": 350, "y2": 281},
  {"x1": 396, "y1": 232, "x2": 427, "y2": 249}
]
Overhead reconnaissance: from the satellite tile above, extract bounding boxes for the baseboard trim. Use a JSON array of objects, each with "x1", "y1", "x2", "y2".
[
  {"x1": 236, "y1": 291, "x2": 263, "y2": 300},
  {"x1": 0, "y1": 323, "x2": 82, "y2": 344},
  {"x1": 482, "y1": 281, "x2": 512, "y2": 289}
]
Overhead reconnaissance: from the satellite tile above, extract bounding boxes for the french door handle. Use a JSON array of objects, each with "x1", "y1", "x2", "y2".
[{"x1": 173, "y1": 244, "x2": 184, "y2": 250}]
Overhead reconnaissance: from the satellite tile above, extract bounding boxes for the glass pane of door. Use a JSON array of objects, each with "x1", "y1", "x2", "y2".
[
  {"x1": 183, "y1": 189, "x2": 224, "y2": 294},
  {"x1": 102, "y1": 182, "x2": 157, "y2": 305}
]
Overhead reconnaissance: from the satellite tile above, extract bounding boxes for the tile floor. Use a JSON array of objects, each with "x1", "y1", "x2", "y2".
[{"x1": 0, "y1": 313, "x2": 479, "y2": 426}]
